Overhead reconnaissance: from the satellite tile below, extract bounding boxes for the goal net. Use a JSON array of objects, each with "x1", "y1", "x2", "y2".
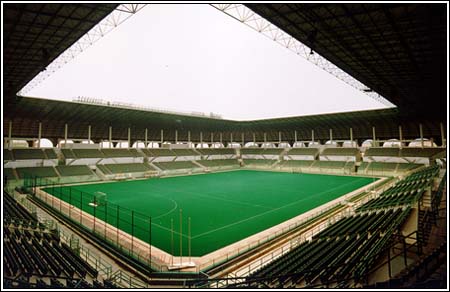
[{"x1": 89, "y1": 191, "x2": 107, "y2": 207}]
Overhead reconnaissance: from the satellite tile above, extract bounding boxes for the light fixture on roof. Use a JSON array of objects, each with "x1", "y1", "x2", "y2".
[
  {"x1": 363, "y1": 88, "x2": 373, "y2": 92},
  {"x1": 309, "y1": 48, "x2": 314, "y2": 55}
]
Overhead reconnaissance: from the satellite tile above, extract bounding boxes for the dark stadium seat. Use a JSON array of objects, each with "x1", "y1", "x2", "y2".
[{"x1": 12, "y1": 149, "x2": 46, "y2": 160}]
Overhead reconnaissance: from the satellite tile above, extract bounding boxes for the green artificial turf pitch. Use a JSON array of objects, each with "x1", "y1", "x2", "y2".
[{"x1": 43, "y1": 170, "x2": 375, "y2": 256}]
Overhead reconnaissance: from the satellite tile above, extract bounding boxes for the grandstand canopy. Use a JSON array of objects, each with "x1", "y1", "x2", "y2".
[
  {"x1": 4, "y1": 3, "x2": 118, "y2": 100},
  {"x1": 246, "y1": 3, "x2": 446, "y2": 119}
]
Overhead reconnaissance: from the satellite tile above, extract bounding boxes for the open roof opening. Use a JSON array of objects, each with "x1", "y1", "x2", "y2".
[{"x1": 24, "y1": 4, "x2": 394, "y2": 121}]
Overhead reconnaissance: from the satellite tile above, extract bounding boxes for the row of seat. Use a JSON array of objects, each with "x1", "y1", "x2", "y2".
[
  {"x1": 97, "y1": 163, "x2": 156, "y2": 174},
  {"x1": 4, "y1": 191, "x2": 37, "y2": 222},
  {"x1": 4, "y1": 148, "x2": 57, "y2": 161},
  {"x1": 358, "y1": 162, "x2": 422, "y2": 174},
  {"x1": 62, "y1": 148, "x2": 143, "y2": 159},
  {"x1": 5, "y1": 146, "x2": 444, "y2": 161},
  {"x1": 313, "y1": 209, "x2": 402, "y2": 239},
  {"x1": 243, "y1": 166, "x2": 441, "y2": 287},
  {"x1": 3, "y1": 277, "x2": 120, "y2": 289},
  {"x1": 197, "y1": 159, "x2": 239, "y2": 167},
  {"x1": 4, "y1": 159, "x2": 431, "y2": 182},
  {"x1": 356, "y1": 166, "x2": 439, "y2": 211},
  {"x1": 248, "y1": 208, "x2": 411, "y2": 287},
  {"x1": 365, "y1": 147, "x2": 445, "y2": 158},
  {"x1": 5, "y1": 165, "x2": 95, "y2": 180},
  {"x1": 244, "y1": 159, "x2": 277, "y2": 167},
  {"x1": 4, "y1": 188, "x2": 104, "y2": 287}
]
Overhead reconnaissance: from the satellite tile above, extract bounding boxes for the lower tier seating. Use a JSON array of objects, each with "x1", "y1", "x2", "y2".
[
  {"x1": 244, "y1": 159, "x2": 277, "y2": 167},
  {"x1": 102, "y1": 163, "x2": 156, "y2": 174},
  {"x1": 197, "y1": 159, "x2": 239, "y2": 167},
  {"x1": 246, "y1": 207, "x2": 411, "y2": 287},
  {"x1": 153, "y1": 161, "x2": 200, "y2": 171},
  {"x1": 16, "y1": 167, "x2": 59, "y2": 179}
]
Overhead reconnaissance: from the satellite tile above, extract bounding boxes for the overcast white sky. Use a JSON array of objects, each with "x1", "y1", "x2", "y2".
[{"x1": 27, "y1": 4, "x2": 389, "y2": 121}]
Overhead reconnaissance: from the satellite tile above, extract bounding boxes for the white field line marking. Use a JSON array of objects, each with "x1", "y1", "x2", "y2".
[{"x1": 191, "y1": 178, "x2": 368, "y2": 239}]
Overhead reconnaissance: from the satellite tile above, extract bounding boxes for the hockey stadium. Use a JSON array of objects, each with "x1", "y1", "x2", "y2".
[{"x1": 3, "y1": 3, "x2": 448, "y2": 289}]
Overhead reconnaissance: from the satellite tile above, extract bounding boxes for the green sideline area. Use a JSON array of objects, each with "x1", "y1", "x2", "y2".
[{"x1": 43, "y1": 170, "x2": 376, "y2": 256}]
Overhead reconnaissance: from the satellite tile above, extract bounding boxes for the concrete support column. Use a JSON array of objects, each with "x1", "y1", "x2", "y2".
[
  {"x1": 145, "y1": 128, "x2": 148, "y2": 147},
  {"x1": 241, "y1": 133, "x2": 245, "y2": 147},
  {"x1": 372, "y1": 127, "x2": 376, "y2": 147},
  {"x1": 128, "y1": 128, "x2": 131, "y2": 149},
  {"x1": 219, "y1": 132, "x2": 223, "y2": 144},
  {"x1": 64, "y1": 124, "x2": 68, "y2": 147},
  {"x1": 419, "y1": 124, "x2": 424, "y2": 148},
  {"x1": 440, "y1": 122, "x2": 445, "y2": 147},
  {"x1": 264, "y1": 133, "x2": 267, "y2": 144},
  {"x1": 200, "y1": 132, "x2": 203, "y2": 148},
  {"x1": 188, "y1": 131, "x2": 191, "y2": 143},
  {"x1": 175, "y1": 130, "x2": 178, "y2": 144},
  {"x1": 294, "y1": 130, "x2": 297, "y2": 143},
  {"x1": 278, "y1": 131, "x2": 281, "y2": 144},
  {"x1": 161, "y1": 129, "x2": 164, "y2": 144},
  {"x1": 8, "y1": 121, "x2": 12, "y2": 150},
  {"x1": 109, "y1": 126, "x2": 112, "y2": 148},
  {"x1": 311, "y1": 130, "x2": 315, "y2": 143},
  {"x1": 349, "y1": 128, "x2": 353, "y2": 147},
  {"x1": 329, "y1": 129, "x2": 333, "y2": 142},
  {"x1": 211, "y1": 132, "x2": 214, "y2": 144},
  {"x1": 38, "y1": 122, "x2": 42, "y2": 148},
  {"x1": 88, "y1": 125, "x2": 91, "y2": 144},
  {"x1": 399, "y1": 126, "x2": 403, "y2": 148}
]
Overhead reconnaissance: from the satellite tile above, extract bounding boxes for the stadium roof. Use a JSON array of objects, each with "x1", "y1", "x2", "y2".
[
  {"x1": 246, "y1": 3, "x2": 447, "y2": 119},
  {"x1": 3, "y1": 3, "x2": 447, "y2": 142},
  {"x1": 4, "y1": 3, "x2": 118, "y2": 100},
  {"x1": 4, "y1": 96, "x2": 443, "y2": 143}
]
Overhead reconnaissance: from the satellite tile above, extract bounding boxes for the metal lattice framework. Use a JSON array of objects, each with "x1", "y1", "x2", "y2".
[
  {"x1": 211, "y1": 4, "x2": 395, "y2": 107},
  {"x1": 17, "y1": 4, "x2": 147, "y2": 95}
]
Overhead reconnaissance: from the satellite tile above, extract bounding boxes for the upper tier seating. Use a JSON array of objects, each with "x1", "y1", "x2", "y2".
[
  {"x1": 240, "y1": 148, "x2": 264, "y2": 155},
  {"x1": 144, "y1": 148, "x2": 176, "y2": 157},
  {"x1": 61, "y1": 149, "x2": 76, "y2": 159},
  {"x1": 262, "y1": 148, "x2": 284, "y2": 155},
  {"x1": 12, "y1": 149, "x2": 46, "y2": 160},
  {"x1": 172, "y1": 149, "x2": 199, "y2": 156},
  {"x1": 365, "y1": 147, "x2": 400, "y2": 157},
  {"x1": 400, "y1": 147, "x2": 445, "y2": 157},
  {"x1": 71, "y1": 149, "x2": 104, "y2": 159},
  {"x1": 43, "y1": 149, "x2": 57, "y2": 159},
  {"x1": 321, "y1": 148, "x2": 359, "y2": 157},
  {"x1": 197, "y1": 159, "x2": 239, "y2": 167},
  {"x1": 55, "y1": 165, "x2": 94, "y2": 177},
  {"x1": 4, "y1": 149, "x2": 14, "y2": 160},
  {"x1": 196, "y1": 148, "x2": 236, "y2": 155},
  {"x1": 129, "y1": 148, "x2": 145, "y2": 157},
  {"x1": 101, "y1": 149, "x2": 135, "y2": 158},
  {"x1": 286, "y1": 148, "x2": 319, "y2": 157},
  {"x1": 153, "y1": 161, "x2": 199, "y2": 170}
]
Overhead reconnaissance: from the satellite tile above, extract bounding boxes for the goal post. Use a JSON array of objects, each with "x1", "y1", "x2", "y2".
[{"x1": 89, "y1": 191, "x2": 107, "y2": 207}]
